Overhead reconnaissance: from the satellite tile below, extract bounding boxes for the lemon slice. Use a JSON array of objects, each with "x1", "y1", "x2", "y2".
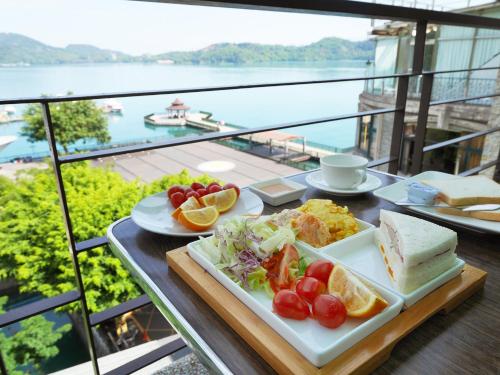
[
  {"x1": 328, "y1": 264, "x2": 388, "y2": 318},
  {"x1": 200, "y1": 188, "x2": 238, "y2": 213},
  {"x1": 171, "y1": 196, "x2": 202, "y2": 220},
  {"x1": 178, "y1": 206, "x2": 219, "y2": 231}
]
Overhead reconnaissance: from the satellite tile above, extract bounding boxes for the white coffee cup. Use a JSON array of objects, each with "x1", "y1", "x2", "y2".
[{"x1": 320, "y1": 154, "x2": 368, "y2": 189}]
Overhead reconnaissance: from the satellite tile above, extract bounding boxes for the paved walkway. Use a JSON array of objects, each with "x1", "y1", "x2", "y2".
[{"x1": 94, "y1": 141, "x2": 301, "y2": 186}]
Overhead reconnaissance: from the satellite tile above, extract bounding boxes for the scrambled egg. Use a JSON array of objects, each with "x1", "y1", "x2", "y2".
[{"x1": 296, "y1": 199, "x2": 359, "y2": 245}]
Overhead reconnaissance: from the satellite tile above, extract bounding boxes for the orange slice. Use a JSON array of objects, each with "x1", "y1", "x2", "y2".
[
  {"x1": 200, "y1": 188, "x2": 238, "y2": 213},
  {"x1": 178, "y1": 206, "x2": 219, "y2": 231},
  {"x1": 171, "y1": 197, "x2": 202, "y2": 220},
  {"x1": 327, "y1": 264, "x2": 388, "y2": 319}
]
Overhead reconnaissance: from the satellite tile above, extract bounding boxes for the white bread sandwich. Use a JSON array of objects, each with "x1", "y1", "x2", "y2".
[
  {"x1": 422, "y1": 175, "x2": 500, "y2": 206},
  {"x1": 375, "y1": 210, "x2": 457, "y2": 293}
]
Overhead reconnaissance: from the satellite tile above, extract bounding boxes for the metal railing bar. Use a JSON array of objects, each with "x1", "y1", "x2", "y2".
[
  {"x1": 41, "y1": 103, "x2": 101, "y2": 374},
  {"x1": 103, "y1": 337, "x2": 186, "y2": 375},
  {"x1": 368, "y1": 155, "x2": 397, "y2": 167},
  {"x1": 424, "y1": 66, "x2": 500, "y2": 75},
  {"x1": 58, "y1": 107, "x2": 398, "y2": 164},
  {"x1": 145, "y1": 0, "x2": 500, "y2": 29},
  {"x1": 429, "y1": 92, "x2": 500, "y2": 106},
  {"x1": 0, "y1": 73, "x2": 413, "y2": 105},
  {"x1": 89, "y1": 294, "x2": 151, "y2": 326},
  {"x1": 76, "y1": 236, "x2": 109, "y2": 253},
  {"x1": 0, "y1": 290, "x2": 81, "y2": 328},
  {"x1": 423, "y1": 127, "x2": 500, "y2": 153},
  {"x1": 0, "y1": 66, "x2": 498, "y2": 106},
  {"x1": 459, "y1": 159, "x2": 500, "y2": 176}
]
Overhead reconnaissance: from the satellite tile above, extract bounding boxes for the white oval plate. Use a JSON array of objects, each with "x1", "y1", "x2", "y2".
[
  {"x1": 131, "y1": 190, "x2": 264, "y2": 236},
  {"x1": 306, "y1": 170, "x2": 382, "y2": 196}
]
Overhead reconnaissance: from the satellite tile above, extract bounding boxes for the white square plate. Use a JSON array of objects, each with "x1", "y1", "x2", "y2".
[
  {"x1": 296, "y1": 219, "x2": 375, "y2": 252},
  {"x1": 317, "y1": 229, "x2": 465, "y2": 307},
  {"x1": 373, "y1": 171, "x2": 500, "y2": 234},
  {"x1": 187, "y1": 239, "x2": 403, "y2": 367}
]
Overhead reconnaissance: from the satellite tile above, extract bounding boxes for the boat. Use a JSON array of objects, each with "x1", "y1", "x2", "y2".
[
  {"x1": 4, "y1": 105, "x2": 16, "y2": 115},
  {"x1": 0, "y1": 136, "x2": 16, "y2": 152},
  {"x1": 101, "y1": 99, "x2": 124, "y2": 114}
]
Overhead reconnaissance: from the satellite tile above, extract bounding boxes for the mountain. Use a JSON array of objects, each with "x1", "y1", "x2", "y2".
[
  {"x1": 0, "y1": 33, "x2": 374, "y2": 66},
  {"x1": 0, "y1": 33, "x2": 133, "y2": 65},
  {"x1": 158, "y1": 38, "x2": 374, "y2": 64}
]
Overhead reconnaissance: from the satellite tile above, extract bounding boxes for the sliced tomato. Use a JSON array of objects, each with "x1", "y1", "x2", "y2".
[
  {"x1": 262, "y1": 244, "x2": 299, "y2": 293},
  {"x1": 278, "y1": 244, "x2": 299, "y2": 288}
]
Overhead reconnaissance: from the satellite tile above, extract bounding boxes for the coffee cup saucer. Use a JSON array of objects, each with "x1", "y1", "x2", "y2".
[{"x1": 305, "y1": 170, "x2": 382, "y2": 196}]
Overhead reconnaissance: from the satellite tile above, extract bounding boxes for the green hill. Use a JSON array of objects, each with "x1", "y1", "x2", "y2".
[
  {"x1": 159, "y1": 38, "x2": 374, "y2": 64},
  {"x1": 0, "y1": 33, "x2": 132, "y2": 65},
  {"x1": 0, "y1": 33, "x2": 374, "y2": 66}
]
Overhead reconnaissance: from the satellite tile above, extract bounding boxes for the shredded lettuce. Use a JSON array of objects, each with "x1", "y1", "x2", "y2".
[
  {"x1": 259, "y1": 226, "x2": 295, "y2": 255},
  {"x1": 198, "y1": 236, "x2": 221, "y2": 265},
  {"x1": 197, "y1": 215, "x2": 300, "y2": 294},
  {"x1": 247, "y1": 266, "x2": 267, "y2": 290}
]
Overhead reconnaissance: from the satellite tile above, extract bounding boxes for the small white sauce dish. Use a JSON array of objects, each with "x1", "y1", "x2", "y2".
[{"x1": 249, "y1": 178, "x2": 307, "y2": 206}]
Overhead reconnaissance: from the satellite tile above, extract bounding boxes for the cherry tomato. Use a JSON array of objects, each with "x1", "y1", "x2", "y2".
[
  {"x1": 296, "y1": 277, "x2": 326, "y2": 304},
  {"x1": 305, "y1": 260, "x2": 334, "y2": 285},
  {"x1": 223, "y1": 183, "x2": 240, "y2": 197},
  {"x1": 312, "y1": 294, "x2": 347, "y2": 329},
  {"x1": 170, "y1": 192, "x2": 186, "y2": 208},
  {"x1": 196, "y1": 188, "x2": 208, "y2": 197},
  {"x1": 185, "y1": 191, "x2": 200, "y2": 200},
  {"x1": 184, "y1": 187, "x2": 195, "y2": 195},
  {"x1": 273, "y1": 290, "x2": 310, "y2": 320},
  {"x1": 208, "y1": 184, "x2": 222, "y2": 194},
  {"x1": 191, "y1": 182, "x2": 205, "y2": 191},
  {"x1": 207, "y1": 182, "x2": 220, "y2": 189},
  {"x1": 167, "y1": 185, "x2": 184, "y2": 199}
]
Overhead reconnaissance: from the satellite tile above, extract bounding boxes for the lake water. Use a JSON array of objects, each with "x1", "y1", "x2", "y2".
[{"x1": 0, "y1": 61, "x2": 368, "y2": 161}]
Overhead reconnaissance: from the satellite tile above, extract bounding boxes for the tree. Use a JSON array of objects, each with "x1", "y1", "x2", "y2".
[
  {"x1": 22, "y1": 99, "x2": 110, "y2": 153},
  {"x1": 0, "y1": 296, "x2": 71, "y2": 374},
  {"x1": 0, "y1": 163, "x2": 214, "y2": 313}
]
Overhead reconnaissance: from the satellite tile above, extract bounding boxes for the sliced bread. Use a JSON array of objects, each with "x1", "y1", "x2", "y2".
[{"x1": 422, "y1": 175, "x2": 500, "y2": 206}]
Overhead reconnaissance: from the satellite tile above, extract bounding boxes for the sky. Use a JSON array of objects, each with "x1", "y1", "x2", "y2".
[{"x1": 0, "y1": 0, "x2": 374, "y2": 55}]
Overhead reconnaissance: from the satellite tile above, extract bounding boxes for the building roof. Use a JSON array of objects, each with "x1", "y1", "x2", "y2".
[{"x1": 167, "y1": 98, "x2": 190, "y2": 111}]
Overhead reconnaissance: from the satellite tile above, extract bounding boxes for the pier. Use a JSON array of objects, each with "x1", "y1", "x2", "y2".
[{"x1": 145, "y1": 100, "x2": 344, "y2": 164}]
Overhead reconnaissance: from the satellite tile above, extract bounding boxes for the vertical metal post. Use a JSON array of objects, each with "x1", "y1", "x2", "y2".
[
  {"x1": 41, "y1": 102, "x2": 100, "y2": 375},
  {"x1": 0, "y1": 351, "x2": 8, "y2": 375},
  {"x1": 387, "y1": 20, "x2": 427, "y2": 174},
  {"x1": 388, "y1": 75, "x2": 410, "y2": 174},
  {"x1": 412, "y1": 20, "x2": 428, "y2": 74},
  {"x1": 411, "y1": 73, "x2": 434, "y2": 175}
]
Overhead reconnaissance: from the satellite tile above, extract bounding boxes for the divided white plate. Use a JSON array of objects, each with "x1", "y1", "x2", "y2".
[
  {"x1": 306, "y1": 170, "x2": 383, "y2": 196},
  {"x1": 373, "y1": 170, "x2": 500, "y2": 234},
  {"x1": 131, "y1": 190, "x2": 264, "y2": 236},
  {"x1": 317, "y1": 229, "x2": 465, "y2": 307},
  {"x1": 296, "y1": 219, "x2": 375, "y2": 252},
  {"x1": 187, "y1": 239, "x2": 403, "y2": 367}
]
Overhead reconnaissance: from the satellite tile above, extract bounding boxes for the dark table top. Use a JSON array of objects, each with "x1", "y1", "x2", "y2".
[{"x1": 107, "y1": 170, "x2": 500, "y2": 375}]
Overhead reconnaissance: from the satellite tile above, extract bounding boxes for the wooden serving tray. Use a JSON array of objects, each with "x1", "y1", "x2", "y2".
[{"x1": 167, "y1": 248, "x2": 487, "y2": 375}]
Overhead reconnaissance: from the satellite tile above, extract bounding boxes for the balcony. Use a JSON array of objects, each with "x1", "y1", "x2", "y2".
[{"x1": 0, "y1": 1, "x2": 499, "y2": 374}]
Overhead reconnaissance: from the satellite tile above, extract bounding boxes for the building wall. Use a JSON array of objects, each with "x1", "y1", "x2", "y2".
[{"x1": 359, "y1": 4, "x2": 500, "y2": 174}]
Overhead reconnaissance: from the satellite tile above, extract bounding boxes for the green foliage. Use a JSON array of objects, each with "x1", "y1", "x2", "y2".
[
  {"x1": 0, "y1": 163, "x2": 215, "y2": 314},
  {"x1": 1, "y1": 32, "x2": 374, "y2": 66},
  {"x1": 22, "y1": 99, "x2": 110, "y2": 153},
  {"x1": 0, "y1": 33, "x2": 133, "y2": 65},
  {"x1": 157, "y1": 38, "x2": 375, "y2": 65},
  {"x1": 0, "y1": 297, "x2": 70, "y2": 374}
]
